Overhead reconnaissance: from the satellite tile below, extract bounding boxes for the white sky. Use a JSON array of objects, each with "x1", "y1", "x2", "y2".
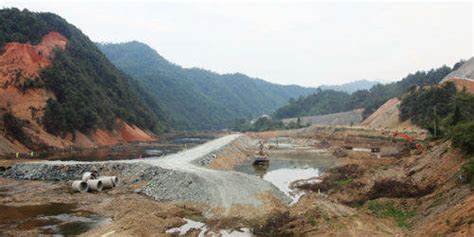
[{"x1": 2, "y1": 0, "x2": 473, "y2": 87}]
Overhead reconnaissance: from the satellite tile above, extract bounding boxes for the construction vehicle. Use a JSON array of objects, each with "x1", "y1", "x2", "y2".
[
  {"x1": 391, "y1": 131, "x2": 421, "y2": 150},
  {"x1": 253, "y1": 141, "x2": 269, "y2": 166}
]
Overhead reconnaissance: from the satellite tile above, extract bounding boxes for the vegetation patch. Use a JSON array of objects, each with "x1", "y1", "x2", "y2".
[
  {"x1": 461, "y1": 156, "x2": 474, "y2": 186},
  {"x1": 335, "y1": 178, "x2": 353, "y2": 186},
  {"x1": 2, "y1": 113, "x2": 33, "y2": 149},
  {"x1": 368, "y1": 179, "x2": 434, "y2": 199},
  {"x1": 368, "y1": 201, "x2": 415, "y2": 228},
  {"x1": 400, "y1": 82, "x2": 474, "y2": 185},
  {"x1": 253, "y1": 211, "x2": 294, "y2": 236}
]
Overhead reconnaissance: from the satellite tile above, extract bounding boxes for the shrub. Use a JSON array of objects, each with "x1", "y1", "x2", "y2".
[
  {"x1": 451, "y1": 121, "x2": 474, "y2": 154},
  {"x1": 461, "y1": 156, "x2": 474, "y2": 186},
  {"x1": 3, "y1": 113, "x2": 33, "y2": 148},
  {"x1": 368, "y1": 201, "x2": 415, "y2": 228}
]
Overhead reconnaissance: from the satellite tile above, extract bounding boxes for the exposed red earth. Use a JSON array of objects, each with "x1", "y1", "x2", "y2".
[{"x1": 0, "y1": 32, "x2": 155, "y2": 155}]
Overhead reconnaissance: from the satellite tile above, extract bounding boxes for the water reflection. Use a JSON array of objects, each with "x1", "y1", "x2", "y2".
[
  {"x1": 39, "y1": 135, "x2": 215, "y2": 162},
  {"x1": 0, "y1": 203, "x2": 111, "y2": 235},
  {"x1": 236, "y1": 150, "x2": 335, "y2": 202}
]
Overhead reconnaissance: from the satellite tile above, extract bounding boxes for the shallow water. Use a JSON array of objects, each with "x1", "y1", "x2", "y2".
[
  {"x1": 166, "y1": 218, "x2": 252, "y2": 237},
  {"x1": 235, "y1": 150, "x2": 335, "y2": 202},
  {"x1": 40, "y1": 136, "x2": 213, "y2": 162},
  {"x1": 166, "y1": 218, "x2": 206, "y2": 235},
  {"x1": 0, "y1": 203, "x2": 111, "y2": 235}
]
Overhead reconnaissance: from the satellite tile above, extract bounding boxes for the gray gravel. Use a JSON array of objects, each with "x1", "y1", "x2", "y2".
[{"x1": 2, "y1": 134, "x2": 290, "y2": 209}]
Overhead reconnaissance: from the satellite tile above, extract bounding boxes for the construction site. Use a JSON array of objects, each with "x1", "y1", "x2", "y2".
[
  {"x1": 1, "y1": 3, "x2": 474, "y2": 237},
  {"x1": 1, "y1": 112, "x2": 473, "y2": 236}
]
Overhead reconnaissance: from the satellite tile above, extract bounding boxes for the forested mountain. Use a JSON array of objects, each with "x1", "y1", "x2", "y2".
[
  {"x1": 0, "y1": 8, "x2": 167, "y2": 149},
  {"x1": 319, "y1": 80, "x2": 380, "y2": 93},
  {"x1": 97, "y1": 41, "x2": 316, "y2": 130},
  {"x1": 274, "y1": 63, "x2": 460, "y2": 119}
]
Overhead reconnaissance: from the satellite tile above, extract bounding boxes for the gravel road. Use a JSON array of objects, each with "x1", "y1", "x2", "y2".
[{"x1": 3, "y1": 134, "x2": 290, "y2": 211}]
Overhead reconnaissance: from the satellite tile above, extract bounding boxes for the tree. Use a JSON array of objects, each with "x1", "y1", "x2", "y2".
[{"x1": 42, "y1": 98, "x2": 67, "y2": 135}]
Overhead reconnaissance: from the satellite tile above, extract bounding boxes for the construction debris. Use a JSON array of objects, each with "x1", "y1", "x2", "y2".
[
  {"x1": 72, "y1": 180, "x2": 88, "y2": 193},
  {"x1": 71, "y1": 172, "x2": 118, "y2": 193}
]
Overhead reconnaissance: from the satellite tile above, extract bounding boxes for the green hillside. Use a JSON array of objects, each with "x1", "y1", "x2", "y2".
[
  {"x1": 0, "y1": 8, "x2": 167, "y2": 134},
  {"x1": 97, "y1": 41, "x2": 316, "y2": 130},
  {"x1": 274, "y1": 64, "x2": 460, "y2": 119}
]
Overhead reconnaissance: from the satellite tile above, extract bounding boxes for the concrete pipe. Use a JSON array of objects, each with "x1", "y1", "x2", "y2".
[
  {"x1": 72, "y1": 180, "x2": 89, "y2": 193},
  {"x1": 82, "y1": 172, "x2": 97, "y2": 182},
  {"x1": 87, "y1": 180, "x2": 103, "y2": 192},
  {"x1": 98, "y1": 177, "x2": 115, "y2": 189},
  {"x1": 110, "y1": 176, "x2": 119, "y2": 187}
]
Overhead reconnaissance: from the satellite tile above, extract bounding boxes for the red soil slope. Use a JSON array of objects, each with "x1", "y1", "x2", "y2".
[
  {"x1": 117, "y1": 120, "x2": 155, "y2": 143},
  {"x1": 0, "y1": 32, "x2": 67, "y2": 121},
  {"x1": 0, "y1": 32, "x2": 155, "y2": 154},
  {"x1": 443, "y1": 77, "x2": 474, "y2": 93}
]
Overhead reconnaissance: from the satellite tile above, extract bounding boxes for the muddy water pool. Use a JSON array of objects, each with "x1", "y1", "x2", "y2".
[
  {"x1": 37, "y1": 135, "x2": 215, "y2": 162},
  {"x1": 235, "y1": 150, "x2": 335, "y2": 202},
  {"x1": 0, "y1": 203, "x2": 111, "y2": 235}
]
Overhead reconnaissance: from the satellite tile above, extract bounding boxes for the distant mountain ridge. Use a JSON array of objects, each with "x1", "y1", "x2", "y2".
[
  {"x1": 319, "y1": 80, "x2": 380, "y2": 93},
  {"x1": 274, "y1": 63, "x2": 458, "y2": 119},
  {"x1": 97, "y1": 41, "x2": 317, "y2": 130}
]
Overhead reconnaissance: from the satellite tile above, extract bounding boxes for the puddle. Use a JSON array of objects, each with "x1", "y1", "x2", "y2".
[
  {"x1": 144, "y1": 149, "x2": 163, "y2": 156},
  {"x1": 353, "y1": 147, "x2": 371, "y2": 152},
  {"x1": 174, "y1": 137, "x2": 208, "y2": 144},
  {"x1": 41, "y1": 214, "x2": 112, "y2": 236},
  {"x1": 0, "y1": 203, "x2": 111, "y2": 235},
  {"x1": 235, "y1": 150, "x2": 335, "y2": 203},
  {"x1": 166, "y1": 218, "x2": 252, "y2": 237},
  {"x1": 166, "y1": 218, "x2": 206, "y2": 235},
  {"x1": 263, "y1": 167, "x2": 320, "y2": 194}
]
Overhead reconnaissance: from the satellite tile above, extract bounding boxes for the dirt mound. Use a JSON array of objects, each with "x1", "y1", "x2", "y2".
[
  {"x1": 281, "y1": 109, "x2": 364, "y2": 126},
  {"x1": 439, "y1": 57, "x2": 474, "y2": 93},
  {"x1": 441, "y1": 57, "x2": 474, "y2": 83},
  {"x1": 367, "y1": 179, "x2": 434, "y2": 199},
  {"x1": 362, "y1": 98, "x2": 399, "y2": 126},
  {"x1": 361, "y1": 97, "x2": 421, "y2": 130}
]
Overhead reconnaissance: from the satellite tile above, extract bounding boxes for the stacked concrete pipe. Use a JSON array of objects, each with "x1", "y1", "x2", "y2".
[
  {"x1": 98, "y1": 176, "x2": 119, "y2": 189},
  {"x1": 82, "y1": 171, "x2": 97, "y2": 181},
  {"x1": 87, "y1": 179, "x2": 103, "y2": 192},
  {"x1": 71, "y1": 172, "x2": 118, "y2": 192},
  {"x1": 72, "y1": 180, "x2": 89, "y2": 193}
]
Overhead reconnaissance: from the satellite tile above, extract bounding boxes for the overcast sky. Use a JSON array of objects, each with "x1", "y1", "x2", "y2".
[{"x1": 2, "y1": 1, "x2": 473, "y2": 87}]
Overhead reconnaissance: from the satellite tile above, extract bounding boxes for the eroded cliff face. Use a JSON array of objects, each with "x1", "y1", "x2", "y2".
[{"x1": 0, "y1": 32, "x2": 155, "y2": 155}]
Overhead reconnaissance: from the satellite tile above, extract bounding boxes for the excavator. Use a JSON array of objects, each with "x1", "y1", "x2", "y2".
[
  {"x1": 391, "y1": 131, "x2": 421, "y2": 150},
  {"x1": 253, "y1": 141, "x2": 269, "y2": 166}
]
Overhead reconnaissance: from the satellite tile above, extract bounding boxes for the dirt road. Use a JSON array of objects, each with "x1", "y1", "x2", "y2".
[
  {"x1": 141, "y1": 134, "x2": 289, "y2": 210},
  {"x1": 5, "y1": 134, "x2": 289, "y2": 215}
]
